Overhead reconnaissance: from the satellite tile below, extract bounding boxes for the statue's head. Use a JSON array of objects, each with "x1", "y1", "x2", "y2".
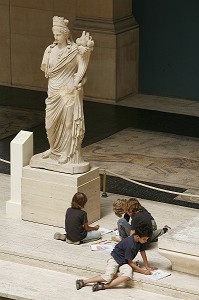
[{"x1": 52, "y1": 16, "x2": 70, "y2": 39}]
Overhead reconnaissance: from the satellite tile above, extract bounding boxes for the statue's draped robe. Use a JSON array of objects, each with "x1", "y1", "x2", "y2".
[{"x1": 41, "y1": 44, "x2": 85, "y2": 163}]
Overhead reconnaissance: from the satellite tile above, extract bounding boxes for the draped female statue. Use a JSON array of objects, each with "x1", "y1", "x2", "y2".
[{"x1": 30, "y1": 16, "x2": 94, "y2": 174}]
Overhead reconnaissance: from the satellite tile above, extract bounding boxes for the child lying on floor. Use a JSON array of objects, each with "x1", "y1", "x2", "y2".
[{"x1": 76, "y1": 224, "x2": 157, "y2": 292}]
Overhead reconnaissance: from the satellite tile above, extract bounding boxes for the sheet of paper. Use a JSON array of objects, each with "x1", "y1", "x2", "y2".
[
  {"x1": 114, "y1": 229, "x2": 119, "y2": 236},
  {"x1": 145, "y1": 269, "x2": 171, "y2": 280},
  {"x1": 98, "y1": 227, "x2": 113, "y2": 235},
  {"x1": 90, "y1": 243, "x2": 113, "y2": 252}
]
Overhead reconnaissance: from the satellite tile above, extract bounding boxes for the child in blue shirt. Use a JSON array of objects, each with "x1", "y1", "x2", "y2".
[{"x1": 76, "y1": 224, "x2": 157, "y2": 292}]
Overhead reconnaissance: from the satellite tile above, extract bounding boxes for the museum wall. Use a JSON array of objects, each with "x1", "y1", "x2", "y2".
[
  {"x1": 0, "y1": 0, "x2": 76, "y2": 90},
  {"x1": 133, "y1": 0, "x2": 199, "y2": 100}
]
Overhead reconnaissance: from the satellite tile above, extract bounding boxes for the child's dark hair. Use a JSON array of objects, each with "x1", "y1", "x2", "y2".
[
  {"x1": 71, "y1": 192, "x2": 87, "y2": 209},
  {"x1": 134, "y1": 224, "x2": 152, "y2": 238}
]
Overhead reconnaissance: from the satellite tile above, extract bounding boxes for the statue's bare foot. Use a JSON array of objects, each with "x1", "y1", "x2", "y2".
[
  {"x1": 58, "y1": 154, "x2": 68, "y2": 164},
  {"x1": 42, "y1": 149, "x2": 51, "y2": 159}
]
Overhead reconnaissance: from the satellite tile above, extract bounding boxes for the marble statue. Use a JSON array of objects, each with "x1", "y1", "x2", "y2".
[{"x1": 30, "y1": 16, "x2": 94, "y2": 174}]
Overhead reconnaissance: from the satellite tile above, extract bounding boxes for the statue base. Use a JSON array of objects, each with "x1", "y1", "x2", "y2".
[
  {"x1": 29, "y1": 153, "x2": 90, "y2": 174},
  {"x1": 21, "y1": 165, "x2": 100, "y2": 227}
]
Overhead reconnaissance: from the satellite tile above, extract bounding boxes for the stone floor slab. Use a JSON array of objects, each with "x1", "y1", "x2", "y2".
[
  {"x1": 0, "y1": 177, "x2": 198, "y2": 299},
  {"x1": 0, "y1": 260, "x2": 182, "y2": 300}
]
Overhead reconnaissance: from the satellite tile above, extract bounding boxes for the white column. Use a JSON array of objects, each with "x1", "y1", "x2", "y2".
[{"x1": 6, "y1": 130, "x2": 33, "y2": 219}]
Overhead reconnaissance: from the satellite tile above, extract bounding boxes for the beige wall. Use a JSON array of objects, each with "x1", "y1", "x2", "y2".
[
  {"x1": 0, "y1": 0, "x2": 77, "y2": 90},
  {"x1": 0, "y1": 0, "x2": 139, "y2": 102},
  {"x1": 0, "y1": 0, "x2": 11, "y2": 84}
]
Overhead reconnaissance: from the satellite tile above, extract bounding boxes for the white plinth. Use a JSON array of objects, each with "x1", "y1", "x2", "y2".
[
  {"x1": 6, "y1": 130, "x2": 33, "y2": 219},
  {"x1": 21, "y1": 166, "x2": 100, "y2": 227},
  {"x1": 6, "y1": 201, "x2": 22, "y2": 219},
  {"x1": 158, "y1": 216, "x2": 199, "y2": 276}
]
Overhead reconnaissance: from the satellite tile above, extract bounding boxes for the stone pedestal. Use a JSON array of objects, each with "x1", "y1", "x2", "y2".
[
  {"x1": 21, "y1": 166, "x2": 100, "y2": 227},
  {"x1": 158, "y1": 216, "x2": 199, "y2": 276}
]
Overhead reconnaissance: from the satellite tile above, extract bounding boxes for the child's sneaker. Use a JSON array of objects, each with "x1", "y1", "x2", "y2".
[
  {"x1": 76, "y1": 279, "x2": 84, "y2": 290},
  {"x1": 163, "y1": 225, "x2": 171, "y2": 233},
  {"x1": 66, "y1": 238, "x2": 80, "y2": 245},
  {"x1": 54, "y1": 232, "x2": 66, "y2": 241},
  {"x1": 152, "y1": 238, "x2": 158, "y2": 242}
]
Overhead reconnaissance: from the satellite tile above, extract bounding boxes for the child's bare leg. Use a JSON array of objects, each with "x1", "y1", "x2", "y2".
[
  {"x1": 76, "y1": 275, "x2": 107, "y2": 289},
  {"x1": 92, "y1": 276, "x2": 131, "y2": 291},
  {"x1": 83, "y1": 275, "x2": 107, "y2": 285},
  {"x1": 106, "y1": 276, "x2": 130, "y2": 289}
]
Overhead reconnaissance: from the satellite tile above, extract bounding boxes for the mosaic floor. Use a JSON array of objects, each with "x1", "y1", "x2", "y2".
[
  {"x1": 0, "y1": 106, "x2": 44, "y2": 140},
  {"x1": 83, "y1": 128, "x2": 199, "y2": 189}
]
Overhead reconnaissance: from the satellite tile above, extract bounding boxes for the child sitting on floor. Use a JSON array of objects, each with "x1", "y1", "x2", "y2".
[
  {"x1": 76, "y1": 224, "x2": 157, "y2": 292},
  {"x1": 113, "y1": 197, "x2": 170, "y2": 242},
  {"x1": 54, "y1": 192, "x2": 101, "y2": 245}
]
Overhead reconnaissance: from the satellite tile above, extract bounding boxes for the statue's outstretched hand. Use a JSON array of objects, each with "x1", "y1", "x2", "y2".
[{"x1": 74, "y1": 75, "x2": 87, "y2": 90}]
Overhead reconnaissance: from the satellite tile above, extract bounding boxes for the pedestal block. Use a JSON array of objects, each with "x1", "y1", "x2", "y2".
[
  {"x1": 158, "y1": 216, "x2": 199, "y2": 276},
  {"x1": 21, "y1": 166, "x2": 100, "y2": 227}
]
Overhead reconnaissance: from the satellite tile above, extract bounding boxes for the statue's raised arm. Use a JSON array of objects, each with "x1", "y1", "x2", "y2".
[
  {"x1": 74, "y1": 31, "x2": 94, "y2": 88},
  {"x1": 30, "y1": 16, "x2": 94, "y2": 174}
]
